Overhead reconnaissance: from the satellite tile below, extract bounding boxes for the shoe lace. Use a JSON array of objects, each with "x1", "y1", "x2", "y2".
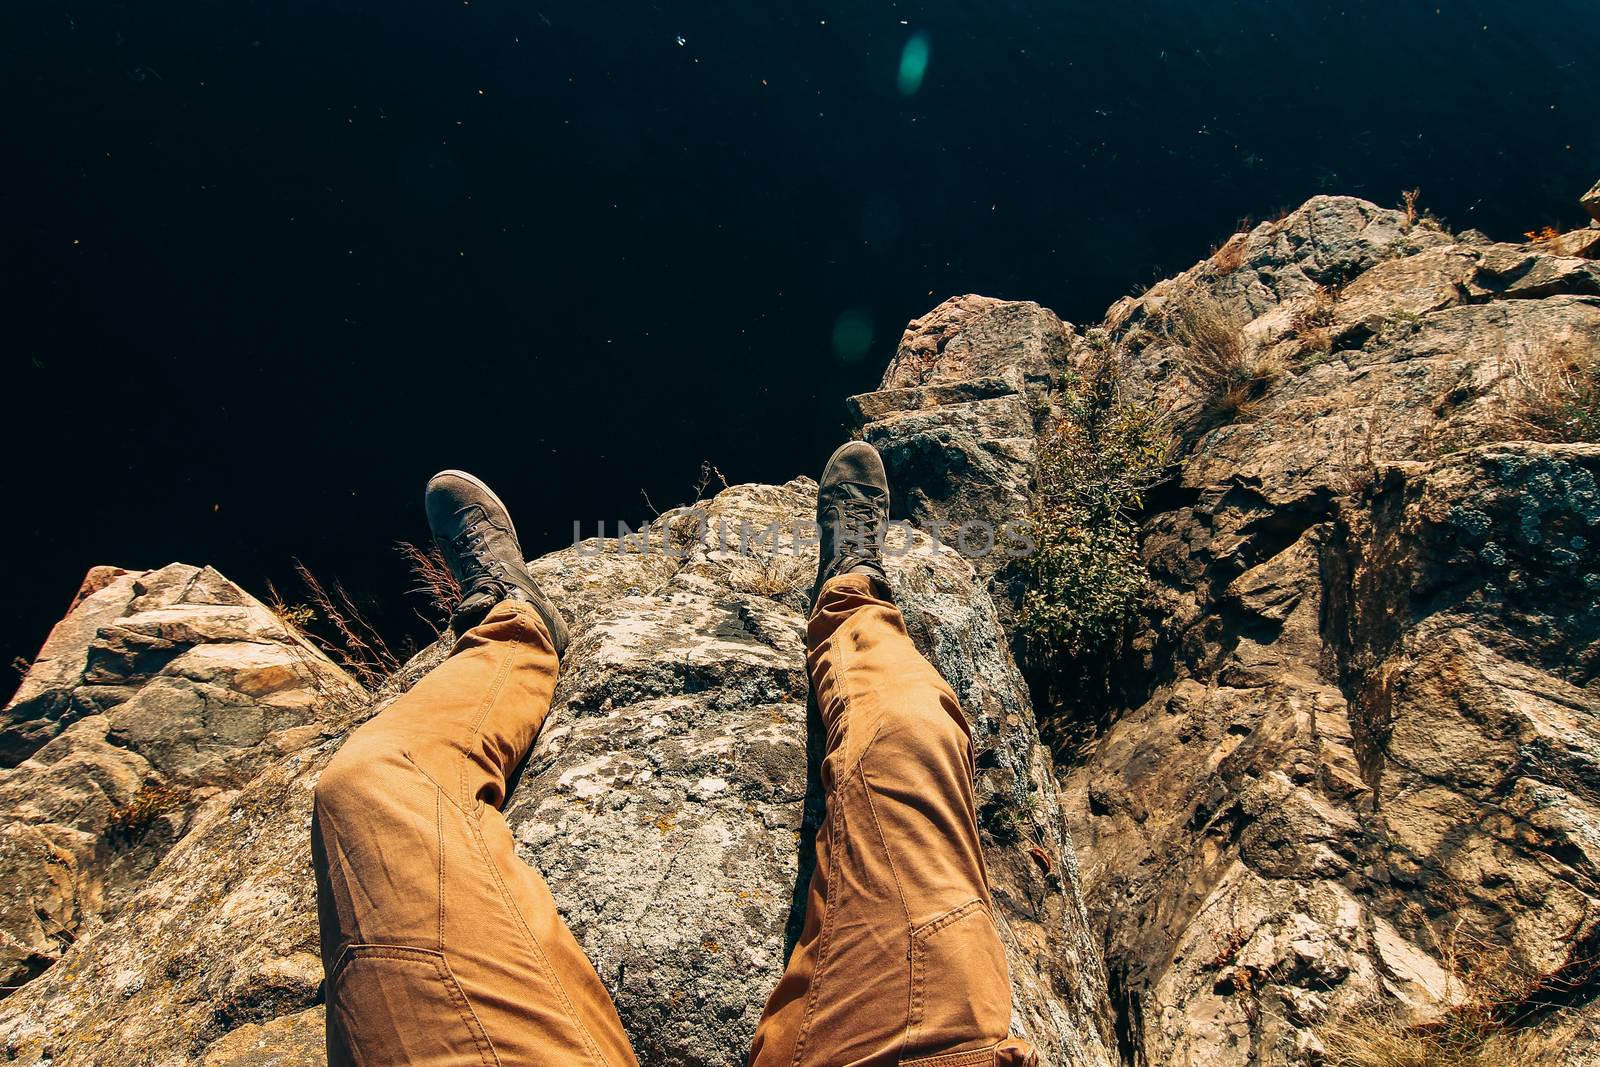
[
  {"x1": 449, "y1": 515, "x2": 511, "y2": 591},
  {"x1": 827, "y1": 486, "x2": 885, "y2": 564}
]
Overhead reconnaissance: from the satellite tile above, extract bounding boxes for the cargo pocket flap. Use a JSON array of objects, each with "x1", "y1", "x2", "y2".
[
  {"x1": 906, "y1": 900, "x2": 1011, "y2": 1058},
  {"x1": 327, "y1": 944, "x2": 497, "y2": 1066}
]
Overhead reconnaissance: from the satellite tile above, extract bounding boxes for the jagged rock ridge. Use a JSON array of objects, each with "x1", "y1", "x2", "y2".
[{"x1": 854, "y1": 194, "x2": 1600, "y2": 1064}]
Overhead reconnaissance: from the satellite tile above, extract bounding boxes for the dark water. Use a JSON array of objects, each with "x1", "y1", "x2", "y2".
[{"x1": 4, "y1": 0, "x2": 1597, "y2": 695}]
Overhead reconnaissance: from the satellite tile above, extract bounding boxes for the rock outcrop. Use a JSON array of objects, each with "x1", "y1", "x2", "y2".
[
  {"x1": 854, "y1": 295, "x2": 1071, "y2": 589},
  {"x1": 0, "y1": 564, "x2": 360, "y2": 1000},
  {"x1": 1069, "y1": 198, "x2": 1600, "y2": 1067},
  {"x1": 0, "y1": 487, "x2": 1113, "y2": 1066},
  {"x1": 845, "y1": 194, "x2": 1600, "y2": 1064},
  {"x1": 3, "y1": 183, "x2": 1598, "y2": 1066}
]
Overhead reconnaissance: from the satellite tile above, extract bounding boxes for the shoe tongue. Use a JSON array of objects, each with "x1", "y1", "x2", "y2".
[
  {"x1": 824, "y1": 480, "x2": 884, "y2": 513},
  {"x1": 450, "y1": 589, "x2": 496, "y2": 633},
  {"x1": 454, "y1": 584, "x2": 503, "y2": 619}
]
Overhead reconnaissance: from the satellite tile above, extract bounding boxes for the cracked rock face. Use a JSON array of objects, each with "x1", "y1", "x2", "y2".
[
  {"x1": 1074, "y1": 202, "x2": 1600, "y2": 1067},
  {"x1": 0, "y1": 482, "x2": 1112, "y2": 1067},
  {"x1": 850, "y1": 195, "x2": 1600, "y2": 1064},
  {"x1": 0, "y1": 564, "x2": 360, "y2": 1000}
]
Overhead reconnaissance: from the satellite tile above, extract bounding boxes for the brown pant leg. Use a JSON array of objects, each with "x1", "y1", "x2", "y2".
[
  {"x1": 749, "y1": 575, "x2": 1034, "y2": 1067},
  {"x1": 312, "y1": 600, "x2": 639, "y2": 1067}
]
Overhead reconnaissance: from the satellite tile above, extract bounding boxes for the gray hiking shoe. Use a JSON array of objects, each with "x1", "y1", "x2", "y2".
[
  {"x1": 425, "y1": 470, "x2": 570, "y2": 654},
  {"x1": 814, "y1": 441, "x2": 891, "y2": 597}
]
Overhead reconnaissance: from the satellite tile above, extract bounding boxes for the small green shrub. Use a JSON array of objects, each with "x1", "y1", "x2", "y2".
[
  {"x1": 271, "y1": 601, "x2": 316, "y2": 630},
  {"x1": 1375, "y1": 309, "x2": 1425, "y2": 345},
  {"x1": 1017, "y1": 333, "x2": 1173, "y2": 677}
]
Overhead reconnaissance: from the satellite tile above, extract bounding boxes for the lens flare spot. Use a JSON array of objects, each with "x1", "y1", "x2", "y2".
[
  {"x1": 897, "y1": 33, "x2": 930, "y2": 96},
  {"x1": 832, "y1": 310, "x2": 875, "y2": 363}
]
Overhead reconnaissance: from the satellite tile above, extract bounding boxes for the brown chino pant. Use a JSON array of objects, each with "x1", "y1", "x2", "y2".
[{"x1": 313, "y1": 574, "x2": 1037, "y2": 1066}]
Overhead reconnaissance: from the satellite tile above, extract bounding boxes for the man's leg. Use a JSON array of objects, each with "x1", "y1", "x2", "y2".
[
  {"x1": 312, "y1": 471, "x2": 636, "y2": 1066},
  {"x1": 749, "y1": 445, "x2": 1035, "y2": 1067}
]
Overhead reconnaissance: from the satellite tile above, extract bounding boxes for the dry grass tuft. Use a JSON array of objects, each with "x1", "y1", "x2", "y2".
[
  {"x1": 1210, "y1": 232, "x2": 1248, "y2": 274},
  {"x1": 1293, "y1": 284, "x2": 1340, "y2": 333},
  {"x1": 1161, "y1": 294, "x2": 1284, "y2": 423},
  {"x1": 267, "y1": 563, "x2": 402, "y2": 691},
  {"x1": 1321, "y1": 1007, "x2": 1567, "y2": 1067},
  {"x1": 1338, "y1": 416, "x2": 1382, "y2": 499},
  {"x1": 105, "y1": 783, "x2": 187, "y2": 843},
  {"x1": 1291, "y1": 285, "x2": 1341, "y2": 361},
  {"x1": 726, "y1": 552, "x2": 810, "y2": 598},
  {"x1": 1402, "y1": 188, "x2": 1423, "y2": 230},
  {"x1": 692, "y1": 461, "x2": 730, "y2": 500},
  {"x1": 1319, "y1": 920, "x2": 1597, "y2": 1067},
  {"x1": 396, "y1": 540, "x2": 462, "y2": 628},
  {"x1": 1507, "y1": 347, "x2": 1600, "y2": 444}
]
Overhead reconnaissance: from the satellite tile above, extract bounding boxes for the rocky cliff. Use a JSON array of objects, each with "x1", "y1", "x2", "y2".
[
  {"x1": 0, "y1": 497, "x2": 1112, "y2": 1067},
  {"x1": 2, "y1": 185, "x2": 1597, "y2": 1066}
]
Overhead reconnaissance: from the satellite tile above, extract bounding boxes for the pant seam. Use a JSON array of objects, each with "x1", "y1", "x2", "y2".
[
  {"x1": 436, "y1": 787, "x2": 447, "y2": 952},
  {"x1": 909, "y1": 929, "x2": 927, "y2": 1062},
  {"x1": 856, "y1": 762, "x2": 912, "y2": 925},
  {"x1": 789, "y1": 786, "x2": 840, "y2": 1067},
  {"x1": 790, "y1": 623, "x2": 855, "y2": 1067},
  {"x1": 465, "y1": 792, "x2": 613, "y2": 1067},
  {"x1": 403, "y1": 752, "x2": 468, "y2": 816},
  {"x1": 857, "y1": 760, "x2": 914, "y2": 1063},
  {"x1": 440, "y1": 954, "x2": 501, "y2": 1067},
  {"x1": 461, "y1": 640, "x2": 520, "y2": 810},
  {"x1": 901, "y1": 1044, "x2": 1007, "y2": 1067}
]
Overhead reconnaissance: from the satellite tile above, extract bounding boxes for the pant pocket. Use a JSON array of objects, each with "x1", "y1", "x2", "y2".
[
  {"x1": 905, "y1": 900, "x2": 1012, "y2": 1059},
  {"x1": 327, "y1": 944, "x2": 497, "y2": 1067},
  {"x1": 901, "y1": 1037, "x2": 1038, "y2": 1066}
]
